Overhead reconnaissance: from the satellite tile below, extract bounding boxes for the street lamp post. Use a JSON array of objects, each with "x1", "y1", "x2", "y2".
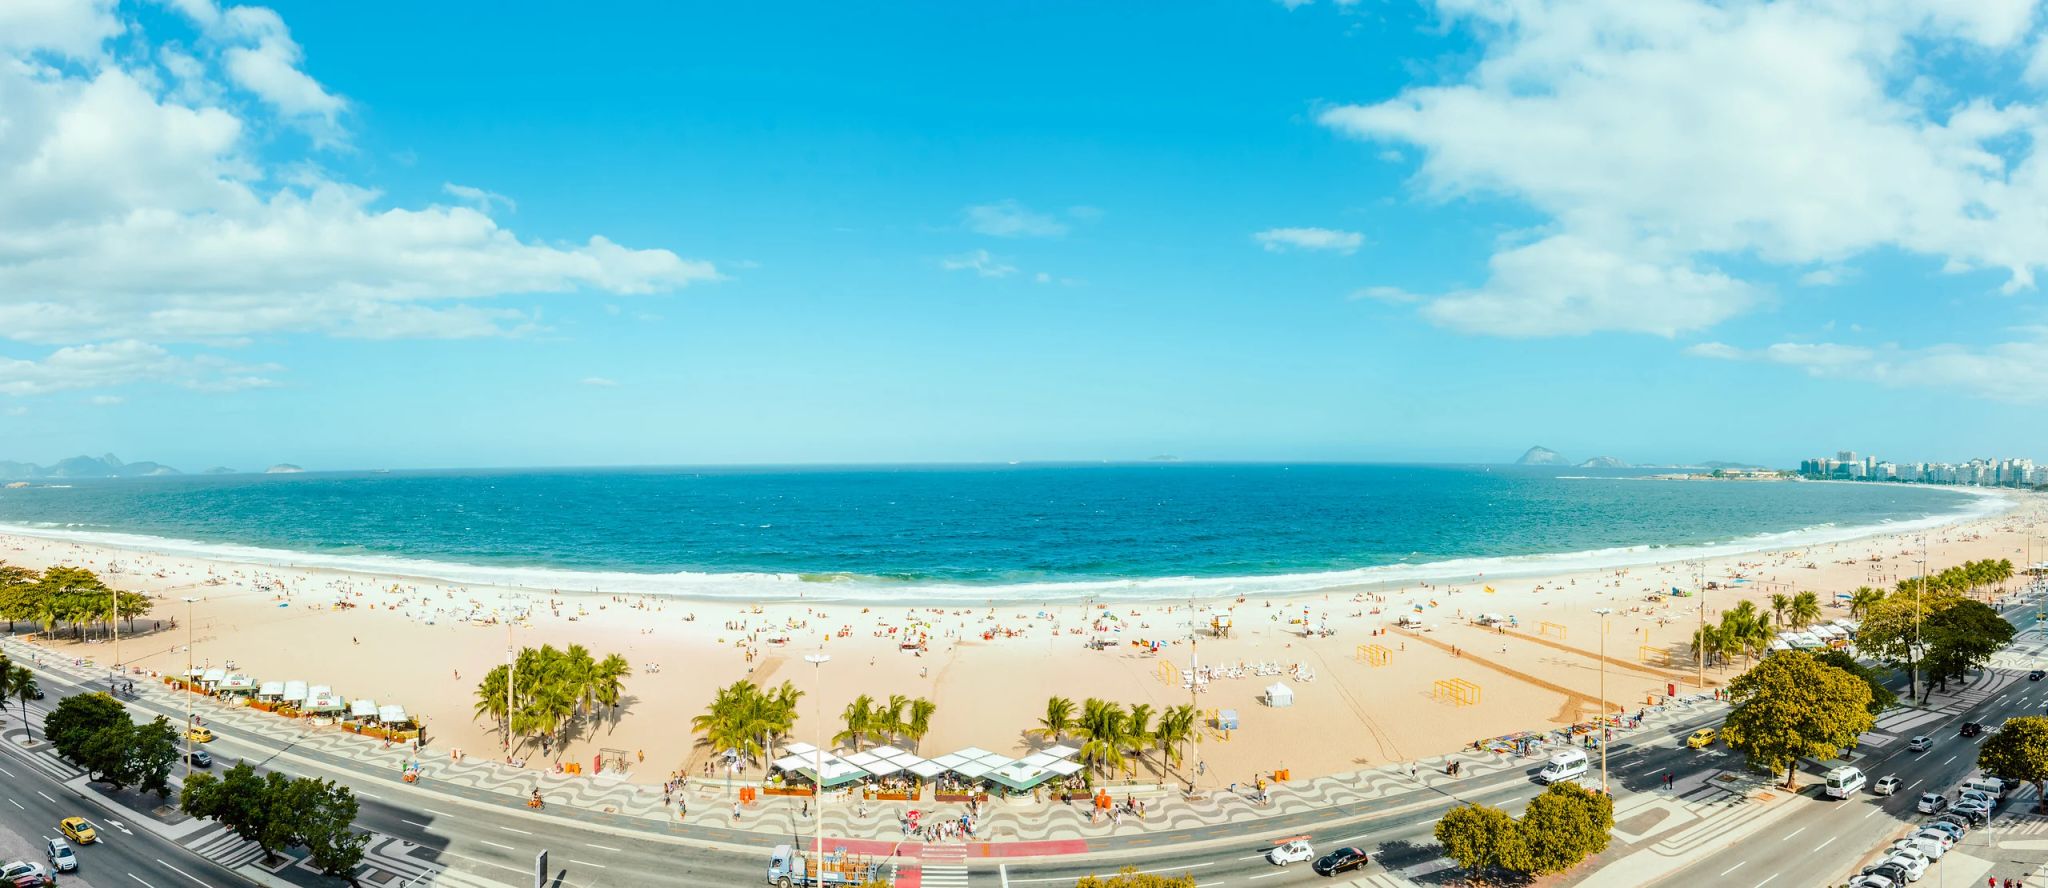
[
  {"x1": 1593, "y1": 607, "x2": 1613, "y2": 795},
  {"x1": 1692, "y1": 559, "x2": 1707, "y2": 691},
  {"x1": 181, "y1": 596, "x2": 197, "y2": 781},
  {"x1": 803, "y1": 651, "x2": 831, "y2": 866},
  {"x1": 109, "y1": 585, "x2": 121, "y2": 695}
]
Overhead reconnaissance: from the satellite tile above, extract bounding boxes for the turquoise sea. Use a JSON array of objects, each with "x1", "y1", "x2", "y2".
[{"x1": 0, "y1": 464, "x2": 1997, "y2": 602}]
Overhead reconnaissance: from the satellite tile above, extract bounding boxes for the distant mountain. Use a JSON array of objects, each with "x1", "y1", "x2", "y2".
[
  {"x1": 265, "y1": 464, "x2": 305, "y2": 474},
  {"x1": 0, "y1": 453, "x2": 182, "y2": 480},
  {"x1": 202, "y1": 466, "x2": 239, "y2": 475},
  {"x1": 1515, "y1": 446, "x2": 1570, "y2": 466},
  {"x1": 1577, "y1": 456, "x2": 1629, "y2": 468},
  {"x1": 1699, "y1": 460, "x2": 1771, "y2": 470}
]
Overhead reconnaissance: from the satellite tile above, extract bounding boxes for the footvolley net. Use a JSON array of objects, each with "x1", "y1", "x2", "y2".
[{"x1": 1432, "y1": 678, "x2": 1481, "y2": 706}]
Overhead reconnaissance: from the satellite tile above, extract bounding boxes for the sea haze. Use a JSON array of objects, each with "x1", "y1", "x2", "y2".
[{"x1": 0, "y1": 464, "x2": 1998, "y2": 603}]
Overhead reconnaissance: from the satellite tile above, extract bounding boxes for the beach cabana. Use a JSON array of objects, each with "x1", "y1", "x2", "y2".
[
  {"x1": 257, "y1": 680, "x2": 285, "y2": 701},
  {"x1": 349, "y1": 699, "x2": 379, "y2": 721},
  {"x1": 215, "y1": 674, "x2": 257, "y2": 697},
  {"x1": 1041, "y1": 743, "x2": 1080, "y2": 760},
  {"x1": 281, "y1": 681, "x2": 309, "y2": 704},
  {"x1": 905, "y1": 759, "x2": 946, "y2": 780},
  {"x1": 1264, "y1": 682, "x2": 1295, "y2": 708},
  {"x1": 987, "y1": 762, "x2": 1054, "y2": 793},
  {"x1": 378, "y1": 704, "x2": 409, "y2": 725},
  {"x1": 772, "y1": 751, "x2": 868, "y2": 789},
  {"x1": 303, "y1": 690, "x2": 346, "y2": 715}
]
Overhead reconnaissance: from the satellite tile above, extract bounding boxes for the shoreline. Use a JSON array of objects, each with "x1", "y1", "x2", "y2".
[
  {"x1": 2, "y1": 489, "x2": 2038, "y2": 792},
  {"x1": 0, "y1": 482, "x2": 2007, "y2": 606}
]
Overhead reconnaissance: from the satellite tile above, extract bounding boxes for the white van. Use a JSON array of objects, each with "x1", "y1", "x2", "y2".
[
  {"x1": 1539, "y1": 749, "x2": 1589, "y2": 784},
  {"x1": 1962, "y1": 777, "x2": 2008, "y2": 802},
  {"x1": 1824, "y1": 766, "x2": 1867, "y2": 799}
]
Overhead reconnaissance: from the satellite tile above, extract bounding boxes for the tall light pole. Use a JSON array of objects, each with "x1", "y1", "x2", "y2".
[
  {"x1": 504, "y1": 623, "x2": 515, "y2": 753},
  {"x1": 803, "y1": 651, "x2": 831, "y2": 865},
  {"x1": 182, "y1": 596, "x2": 197, "y2": 781},
  {"x1": 1691, "y1": 558, "x2": 1707, "y2": 691},
  {"x1": 1593, "y1": 607, "x2": 1613, "y2": 796},
  {"x1": 109, "y1": 584, "x2": 121, "y2": 694}
]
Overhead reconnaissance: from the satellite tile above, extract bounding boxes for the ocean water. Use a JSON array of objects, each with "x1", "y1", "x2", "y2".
[{"x1": 0, "y1": 464, "x2": 2000, "y2": 602}]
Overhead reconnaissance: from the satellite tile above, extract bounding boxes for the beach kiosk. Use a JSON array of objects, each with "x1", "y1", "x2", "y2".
[
  {"x1": 1210, "y1": 608, "x2": 1233, "y2": 639},
  {"x1": 1264, "y1": 682, "x2": 1294, "y2": 708}
]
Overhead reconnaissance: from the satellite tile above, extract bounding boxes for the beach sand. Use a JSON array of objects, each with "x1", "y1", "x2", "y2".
[{"x1": 3, "y1": 488, "x2": 2042, "y2": 789}]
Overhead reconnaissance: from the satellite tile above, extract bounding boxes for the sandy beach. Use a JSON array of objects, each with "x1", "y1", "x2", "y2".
[{"x1": 4, "y1": 487, "x2": 2043, "y2": 790}]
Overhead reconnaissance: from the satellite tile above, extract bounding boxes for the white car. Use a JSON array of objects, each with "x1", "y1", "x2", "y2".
[
  {"x1": 1871, "y1": 852, "x2": 1928, "y2": 882},
  {"x1": 1267, "y1": 840, "x2": 1314, "y2": 866},
  {"x1": 43, "y1": 839, "x2": 76, "y2": 873},
  {"x1": 0, "y1": 860, "x2": 51, "y2": 884},
  {"x1": 1914, "y1": 828, "x2": 1958, "y2": 849},
  {"x1": 1958, "y1": 789, "x2": 1996, "y2": 806},
  {"x1": 1850, "y1": 876, "x2": 1897, "y2": 888},
  {"x1": 1891, "y1": 837, "x2": 1947, "y2": 860}
]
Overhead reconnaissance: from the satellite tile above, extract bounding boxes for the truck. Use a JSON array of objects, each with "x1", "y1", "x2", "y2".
[{"x1": 766, "y1": 844, "x2": 884, "y2": 888}]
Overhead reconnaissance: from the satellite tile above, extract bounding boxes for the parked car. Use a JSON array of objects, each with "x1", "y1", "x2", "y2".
[
  {"x1": 1891, "y1": 837, "x2": 1947, "y2": 861},
  {"x1": 1920, "y1": 820, "x2": 1966, "y2": 842},
  {"x1": 1958, "y1": 788, "x2": 1995, "y2": 807},
  {"x1": 1267, "y1": 839, "x2": 1314, "y2": 866},
  {"x1": 1311, "y1": 847, "x2": 1370, "y2": 877},
  {"x1": 1861, "y1": 861, "x2": 1916, "y2": 885},
  {"x1": 1849, "y1": 877, "x2": 1897, "y2": 888},
  {"x1": 1916, "y1": 792, "x2": 1948, "y2": 814},
  {"x1": 188, "y1": 748, "x2": 213, "y2": 768},
  {"x1": 1907, "y1": 735, "x2": 1933, "y2": 752},
  {"x1": 0, "y1": 862, "x2": 51, "y2": 888},
  {"x1": 42, "y1": 840, "x2": 74, "y2": 874},
  {"x1": 1911, "y1": 828, "x2": 1957, "y2": 850},
  {"x1": 1873, "y1": 775, "x2": 1901, "y2": 796},
  {"x1": 1961, "y1": 722, "x2": 1984, "y2": 737},
  {"x1": 1949, "y1": 803, "x2": 1992, "y2": 826}
]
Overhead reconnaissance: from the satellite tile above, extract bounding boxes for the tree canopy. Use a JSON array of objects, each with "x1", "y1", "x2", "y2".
[
  {"x1": 1434, "y1": 783, "x2": 1613, "y2": 878},
  {"x1": 0, "y1": 563, "x2": 151, "y2": 639},
  {"x1": 182, "y1": 761, "x2": 369, "y2": 877},
  {"x1": 42, "y1": 692, "x2": 178, "y2": 795},
  {"x1": 1720, "y1": 650, "x2": 1874, "y2": 788},
  {"x1": 1073, "y1": 869, "x2": 1198, "y2": 888},
  {"x1": 470, "y1": 643, "x2": 630, "y2": 758},
  {"x1": 1979, "y1": 716, "x2": 2048, "y2": 813},
  {"x1": 1811, "y1": 649, "x2": 1898, "y2": 715},
  {"x1": 1856, "y1": 574, "x2": 2015, "y2": 700}
]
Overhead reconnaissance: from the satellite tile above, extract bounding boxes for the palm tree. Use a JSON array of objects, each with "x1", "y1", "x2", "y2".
[
  {"x1": 1789, "y1": 591, "x2": 1822, "y2": 630},
  {"x1": 473, "y1": 666, "x2": 511, "y2": 744},
  {"x1": 880, "y1": 694, "x2": 911, "y2": 746},
  {"x1": 1154, "y1": 705, "x2": 1197, "y2": 785},
  {"x1": 1034, "y1": 696, "x2": 1075, "y2": 743},
  {"x1": 834, "y1": 694, "x2": 877, "y2": 752},
  {"x1": 1125, "y1": 703, "x2": 1156, "y2": 779},
  {"x1": 1690, "y1": 625, "x2": 1728, "y2": 671},
  {"x1": 1076, "y1": 698, "x2": 1129, "y2": 782},
  {"x1": 1848, "y1": 586, "x2": 1886, "y2": 620},
  {"x1": 1768, "y1": 593, "x2": 1790, "y2": 629},
  {"x1": 591, "y1": 654, "x2": 631, "y2": 713},
  {"x1": 6, "y1": 665, "x2": 37, "y2": 742},
  {"x1": 904, "y1": 698, "x2": 937, "y2": 752}
]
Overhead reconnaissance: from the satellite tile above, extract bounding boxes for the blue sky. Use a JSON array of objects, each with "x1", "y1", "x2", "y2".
[{"x1": 2, "y1": 0, "x2": 2047, "y2": 470}]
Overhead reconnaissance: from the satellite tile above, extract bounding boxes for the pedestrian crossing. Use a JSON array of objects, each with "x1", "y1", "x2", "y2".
[
  {"x1": 922, "y1": 842, "x2": 970, "y2": 887},
  {"x1": 185, "y1": 824, "x2": 274, "y2": 870}
]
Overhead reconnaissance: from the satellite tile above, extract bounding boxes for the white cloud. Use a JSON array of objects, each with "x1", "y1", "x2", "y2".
[
  {"x1": 0, "y1": 0, "x2": 121, "y2": 59},
  {"x1": 88, "y1": 395, "x2": 124, "y2": 406},
  {"x1": 580, "y1": 376, "x2": 619, "y2": 387},
  {"x1": 1318, "y1": 0, "x2": 2048, "y2": 336},
  {"x1": 1684, "y1": 333, "x2": 2048, "y2": 403},
  {"x1": 444, "y1": 183, "x2": 517, "y2": 214},
  {"x1": 0, "y1": 3, "x2": 717, "y2": 362},
  {"x1": 1254, "y1": 227, "x2": 1365, "y2": 254},
  {"x1": 1350, "y1": 286, "x2": 1421, "y2": 304},
  {"x1": 963, "y1": 200, "x2": 1067, "y2": 238},
  {"x1": 940, "y1": 249, "x2": 1019, "y2": 278},
  {"x1": 0, "y1": 340, "x2": 278, "y2": 397},
  {"x1": 1421, "y1": 234, "x2": 1759, "y2": 337}
]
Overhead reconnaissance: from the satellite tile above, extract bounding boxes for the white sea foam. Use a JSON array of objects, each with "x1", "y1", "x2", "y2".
[{"x1": 0, "y1": 485, "x2": 2013, "y2": 605}]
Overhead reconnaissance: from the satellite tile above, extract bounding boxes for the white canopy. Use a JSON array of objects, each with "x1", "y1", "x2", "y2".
[
  {"x1": 782, "y1": 741, "x2": 818, "y2": 756},
  {"x1": 281, "y1": 681, "x2": 308, "y2": 703},
  {"x1": 1041, "y1": 744, "x2": 1080, "y2": 759},
  {"x1": 906, "y1": 760, "x2": 947, "y2": 779},
  {"x1": 257, "y1": 681, "x2": 285, "y2": 697},
  {"x1": 378, "y1": 705, "x2": 408, "y2": 724},
  {"x1": 1044, "y1": 759, "x2": 1084, "y2": 776},
  {"x1": 350, "y1": 699, "x2": 378, "y2": 718},
  {"x1": 202, "y1": 667, "x2": 227, "y2": 683},
  {"x1": 1265, "y1": 682, "x2": 1295, "y2": 707}
]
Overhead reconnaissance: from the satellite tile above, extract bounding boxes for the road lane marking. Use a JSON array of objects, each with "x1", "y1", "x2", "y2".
[
  {"x1": 37, "y1": 791, "x2": 55, "y2": 803},
  {"x1": 1720, "y1": 861, "x2": 1746, "y2": 876},
  {"x1": 436, "y1": 848, "x2": 530, "y2": 875},
  {"x1": 1909, "y1": 780, "x2": 1924, "y2": 790},
  {"x1": 128, "y1": 876, "x2": 159, "y2": 888},
  {"x1": 0, "y1": 763, "x2": 13, "y2": 778},
  {"x1": 1754, "y1": 874, "x2": 1778, "y2": 888},
  {"x1": 483, "y1": 840, "x2": 515, "y2": 850},
  {"x1": 1865, "y1": 809, "x2": 1880, "y2": 818},
  {"x1": 156, "y1": 858, "x2": 216, "y2": 888},
  {"x1": 1816, "y1": 836, "x2": 1835, "y2": 852},
  {"x1": 499, "y1": 826, "x2": 532, "y2": 835},
  {"x1": 584, "y1": 843, "x2": 621, "y2": 852},
  {"x1": 1944, "y1": 755, "x2": 1957, "y2": 765},
  {"x1": 401, "y1": 819, "x2": 430, "y2": 829},
  {"x1": 6, "y1": 799, "x2": 20, "y2": 809},
  {"x1": 570, "y1": 859, "x2": 607, "y2": 868},
  {"x1": 1782, "y1": 826, "x2": 1805, "y2": 841},
  {"x1": 424, "y1": 809, "x2": 451, "y2": 817}
]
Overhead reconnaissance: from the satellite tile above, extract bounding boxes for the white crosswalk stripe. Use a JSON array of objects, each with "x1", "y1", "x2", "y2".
[{"x1": 923, "y1": 843, "x2": 971, "y2": 887}]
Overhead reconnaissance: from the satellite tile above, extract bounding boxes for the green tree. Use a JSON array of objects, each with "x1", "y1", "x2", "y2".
[
  {"x1": 1034, "y1": 696, "x2": 1075, "y2": 742},
  {"x1": 3, "y1": 662, "x2": 38, "y2": 740},
  {"x1": 1076, "y1": 698, "x2": 1130, "y2": 782},
  {"x1": 469, "y1": 644, "x2": 630, "y2": 757},
  {"x1": 834, "y1": 694, "x2": 877, "y2": 752},
  {"x1": 1434, "y1": 802, "x2": 1521, "y2": 875},
  {"x1": 0, "y1": 562, "x2": 40, "y2": 632},
  {"x1": 1811, "y1": 650, "x2": 1898, "y2": 715},
  {"x1": 1507, "y1": 782, "x2": 1615, "y2": 875},
  {"x1": 1719, "y1": 650, "x2": 1875, "y2": 788},
  {"x1": 43, "y1": 691, "x2": 128, "y2": 763},
  {"x1": 1788, "y1": 591, "x2": 1822, "y2": 630},
  {"x1": 1154, "y1": 705, "x2": 1198, "y2": 785},
  {"x1": 1921, "y1": 600, "x2": 2015, "y2": 694},
  {"x1": 904, "y1": 698, "x2": 937, "y2": 751},
  {"x1": 181, "y1": 763, "x2": 267, "y2": 852},
  {"x1": 295, "y1": 778, "x2": 370, "y2": 884},
  {"x1": 1073, "y1": 869, "x2": 1197, "y2": 888},
  {"x1": 1856, "y1": 591, "x2": 1938, "y2": 699},
  {"x1": 1978, "y1": 716, "x2": 2048, "y2": 813},
  {"x1": 1847, "y1": 586, "x2": 1886, "y2": 620}
]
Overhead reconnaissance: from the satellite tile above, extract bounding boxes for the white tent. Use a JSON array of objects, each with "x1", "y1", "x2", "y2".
[
  {"x1": 349, "y1": 699, "x2": 378, "y2": 719},
  {"x1": 378, "y1": 705, "x2": 408, "y2": 724},
  {"x1": 1264, "y1": 682, "x2": 1294, "y2": 707}
]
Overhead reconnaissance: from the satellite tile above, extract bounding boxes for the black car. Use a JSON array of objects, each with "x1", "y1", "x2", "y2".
[
  {"x1": 1311, "y1": 847, "x2": 1370, "y2": 877},
  {"x1": 1951, "y1": 805, "x2": 1992, "y2": 826},
  {"x1": 1961, "y1": 722, "x2": 1984, "y2": 737},
  {"x1": 1861, "y1": 861, "x2": 1911, "y2": 885},
  {"x1": 2032, "y1": 670, "x2": 2045, "y2": 681},
  {"x1": 188, "y1": 749, "x2": 212, "y2": 767},
  {"x1": 1931, "y1": 812, "x2": 1973, "y2": 832}
]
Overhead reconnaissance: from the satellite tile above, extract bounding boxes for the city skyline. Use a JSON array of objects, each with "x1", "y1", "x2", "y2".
[{"x1": 2, "y1": 1, "x2": 2047, "y2": 471}]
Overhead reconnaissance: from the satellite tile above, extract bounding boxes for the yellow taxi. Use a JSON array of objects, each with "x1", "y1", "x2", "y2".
[
  {"x1": 1686, "y1": 728, "x2": 1717, "y2": 749},
  {"x1": 59, "y1": 816, "x2": 98, "y2": 844},
  {"x1": 187, "y1": 725, "x2": 214, "y2": 743}
]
